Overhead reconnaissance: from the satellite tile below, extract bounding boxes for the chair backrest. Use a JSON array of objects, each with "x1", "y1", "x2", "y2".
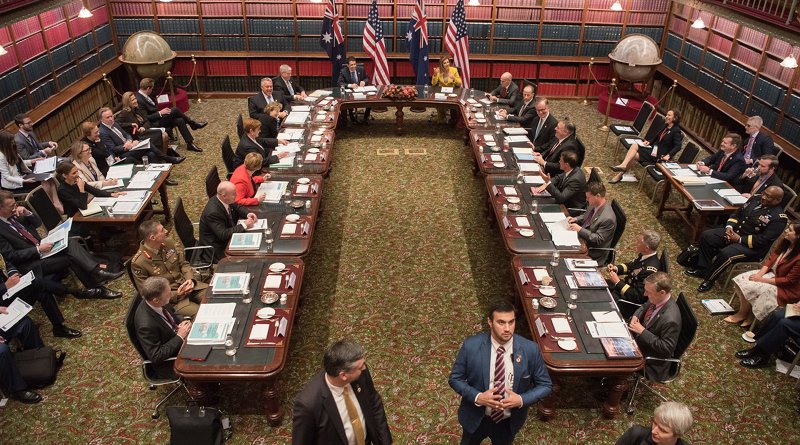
[
  {"x1": 236, "y1": 114, "x2": 244, "y2": 138},
  {"x1": 673, "y1": 292, "x2": 698, "y2": 360},
  {"x1": 609, "y1": 198, "x2": 627, "y2": 251},
  {"x1": 221, "y1": 135, "x2": 235, "y2": 175},
  {"x1": 588, "y1": 167, "x2": 602, "y2": 184},
  {"x1": 172, "y1": 197, "x2": 197, "y2": 249},
  {"x1": 677, "y1": 141, "x2": 700, "y2": 164},
  {"x1": 782, "y1": 183, "x2": 797, "y2": 212},
  {"x1": 772, "y1": 143, "x2": 783, "y2": 159},
  {"x1": 25, "y1": 186, "x2": 63, "y2": 232},
  {"x1": 205, "y1": 165, "x2": 221, "y2": 199},
  {"x1": 573, "y1": 135, "x2": 586, "y2": 167},
  {"x1": 642, "y1": 113, "x2": 666, "y2": 142},
  {"x1": 126, "y1": 259, "x2": 139, "y2": 293},
  {"x1": 124, "y1": 292, "x2": 149, "y2": 361},
  {"x1": 633, "y1": 101, "x2": 655, "y2": 133},
  {"x1": 659, "y1": 248, "x2": 670, "y2": 274},
  {"x1": 520, "y1": 79, "x2": 538, "y2": 97}
]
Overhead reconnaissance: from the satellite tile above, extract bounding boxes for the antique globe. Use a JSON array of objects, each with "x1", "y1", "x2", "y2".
[
  {"x1": 119, "y1": 31, "x2": 177, "y2": 80},
  {"x1": 608, "y1": 34, "x2": 662, "y2": 83}
]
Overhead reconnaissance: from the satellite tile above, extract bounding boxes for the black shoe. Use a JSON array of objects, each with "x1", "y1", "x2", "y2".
[
  {"x1": 608, "y1": 174, "x2": 623, "y2": 184},
  {"x1": 53, "y1": 325, "x2": 82, "y2": 339},
  {"x1": 96, "y1": 269, "x2": 124, "y2": 283},
  {"x1": 735, "y1": 348, "x2": 759, "y2": 359},
  {"x1": 684, "y1": 269, "x2": 706, "y2": 278},
  {"x1": 75, "y1": 288, "x2": 101, "y2": 299},
  {"x1": 11, "y1": 390, "x2": 42, "y2": 404},
  {"x1": 187, "y1": 144, "x2": 203, "y2": 153},
  {"x1": 740, "y1": 354, "x2": 769, "y2": 368},
  {"x1": 99, "y1": 286, "x2": 122, "y2": 299},
  {"x1": 165, "y1": 178, "x2": 179, "y2": 186},
  {"x1": 698, "y1": 280, "x2": 715, "y2": 293},
  {"x1": 165, "y1": 156, "x2": 185, "y2": 164},
  {"x1": 190, "y1": 120, "x2": 208, "y2": 130}
]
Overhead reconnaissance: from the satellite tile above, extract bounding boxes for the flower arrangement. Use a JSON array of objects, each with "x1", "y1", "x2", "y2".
[{"x1": 382, "y1": 84, "x2": 418, "y2": 100}]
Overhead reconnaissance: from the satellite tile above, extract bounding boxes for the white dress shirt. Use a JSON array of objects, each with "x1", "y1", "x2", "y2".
[
  {"x1": 325, "y1": 375, "x2": 366, "y2": 445},
  {"x1": 482, "y1": 336, "x2": 514, "y2": 419}
]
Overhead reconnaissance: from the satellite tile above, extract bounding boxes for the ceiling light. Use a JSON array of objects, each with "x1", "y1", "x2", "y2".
[
  {"x1": 0, "y1": 45, "x2": 7, "y2": 56},
  {"x1": 691, "y1": 17, "x2": 705, "y2": 29},
  {"x1": 78, "y1": 6, "x2": 93, "y2": 18},
  {"x1": 780, "y1": 54, "x2": 798, "y2": 69},
  {"x1": 610, "y1": 1, "x2": 623, "y2": 11}
]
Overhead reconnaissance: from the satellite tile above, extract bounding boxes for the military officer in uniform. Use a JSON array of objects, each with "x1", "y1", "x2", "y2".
[
  {"x1": 686, "y1": 186, "x2": 787, "y2": 293},
  {"x1": 131, "y1": 220, "x2": 208, "y2": 318},
  {"x1": 607, "y1": 229, "x2": 663, "y2": 319}
]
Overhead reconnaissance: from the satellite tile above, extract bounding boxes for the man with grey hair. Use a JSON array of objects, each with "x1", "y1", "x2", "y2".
[
  {"x1": 488, "y1": 72, "x2": 522, "y2": 113},
  {"x1": 274, "y1": 64, "x2": 306, "y2": 102},
  {"x1": 292, "y1": 340, "x2": 392, "y2": 445},
  {"x1": 616, "y1": 401, "x2": 693, "y2": 445},
  {"x1": 198, "y1": 181, "x2": 258, "y2": 264},
  {"x1": 248, "y1": 77, "x2": 290, "y2": 119},
  {"x1": 742, "y1": 115, "x2": 774, "y2": 165},
  {"x1": 629, "y1": 272, "x2": 681, "y2": 382},
  {"x1": 607, "y1": 229, "x2": 663, "y2": 319}
]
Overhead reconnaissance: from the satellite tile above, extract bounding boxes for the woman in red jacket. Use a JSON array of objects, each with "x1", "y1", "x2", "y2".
[
  {"x1": 725, "y1": 221, "x2": 800, "y2": 327},
  {"x1": 231, "y1": 152, "x2": 269, "y2": 206}
]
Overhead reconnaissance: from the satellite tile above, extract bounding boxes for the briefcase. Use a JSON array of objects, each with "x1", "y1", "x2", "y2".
[
  {"x1": 14, "y1": 346, "x2": 65, "y2": 389},
  {"x1": 166, "y1": 405, "x2": 231, "y2": 445}
]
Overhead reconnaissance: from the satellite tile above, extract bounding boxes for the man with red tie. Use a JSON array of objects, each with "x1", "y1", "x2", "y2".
[
  {"x1": 696, "y1": 133, "x2": 747, "y2": 183},
  {"x1": 742, "y1": 116, "x2": 774, "y2": 165},
  {"x1": 568, "y1": 181, "x2": 617, "y2": 264},
  {"x1": 488, "y1": 72, "x2": 522, "y2": 114},
  {"x1": 628, "y1": 272, "x2": 681, "y2": 382}
]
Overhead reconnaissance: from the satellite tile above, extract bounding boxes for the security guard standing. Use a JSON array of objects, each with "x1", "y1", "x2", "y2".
[
  {"x1": 131, "y1": 220, "x2": 208, "y2": 318},
  {"x1": 687, "y1": 185, "x2": 787, "y2": 293},
  {"x1": 607, "y1": 230, "x2": 662, "y2": 319}
]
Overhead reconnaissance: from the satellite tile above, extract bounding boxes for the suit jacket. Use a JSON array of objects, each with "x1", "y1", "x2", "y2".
[
  {"x1": 701, "y1": 150, "x2": 747, "y2": 183},
  {"x1": 74, "y1": 158, "x2": 106, "y2": 188},
  {"x1": 198, "y1": 196, "x2": 250, "y2": 263},
  {"x1": 489, "y1": 82, "x2": 522, "y2": 113},
  {"x1": 530, "y1": 114, "x2": 558, "y2": 148},
  {"x1": 57, "y1": 181, "x2": 111, "y2": 218},
  {"x1": 273, "y1": 76, "x2": 304, "y2": 99},
  {"x1": 644, "y1": 124, "x2": 683, "y2": 162},
  {"x1": 611, "y1": 253, "x2": 661, "y2": 306},
  {"x1": 133, "y1": 301, "x2": 184, "y2": 379},
  {"x1": 230, "y1": 164, "x2": 266, "y2": 206},
  {"x1": 292, "y1": 369, "x2": 392, "y2": 445},
  {"x1": 116, "y1": 108, "x2": 153, "y2": 135},
  {"x1": 258, "y1": 114, "x2": 280, "y2": 140},
  {"x1": 81, "y1": 136, "x2": 110, "y2": 176},
  {"x1": 131, "y1": 239, "x2": 209, "y2": 302},
  {"x1": 233, "y1": 135, "x2": 279, "y2": 169},
  {"x1": 537, "y1": 137, "x2": 583, "y2": 176},
  {"x1": 0, "y1": 151, "x2": 31, "y2": 189},
  {"x1": 726, "y1": 196, "x2": 787, "y2": 257},
  {"x1": 742, "y1": 131, "x2": 774, "y2": 163},
  {"x1": 505, "y1": 100, "x2": 537, "y2": 132},
  {"x1": 337, "y1": 66, "x2": 371, "y2": 88},
  {"x1": 615, "y1": 424, "x2": 690, "y2": 445},
  {"x1": 134, "y1": 91, "x2": 162, "y2": 124},
  {"x1": 0, "y1": 213, "x2": 46, "y2": 274},
  {"x1": 13, "y1": 131, "x2": 49, "y2": 160},
  {"x1": 99, "y1": 122, "x2": 133, "y2": 156},
  {"x1": 576, "y1": 202, "x2": 617, "y2": 263},
  {"x1": 734, "y1": 171, "x2": 783, "y2": 196},
  {"x1": 248, "y1": 91, "x2": 291, "y2": 119},
  {"x1": 448, "y1": 333, "x2": 552, "y2": 435},
  {"x1": 632, "y1": 298, "x2": 681, "y2": 382},
  {"x1": 545, "y1": 167, "x2": 586, "y2": 212}
]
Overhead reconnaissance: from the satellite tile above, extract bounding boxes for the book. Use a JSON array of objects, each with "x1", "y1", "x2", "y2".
[
  {"x1": 701, "y1": 299, "x2": 735, "y2": 315},
  {"x1": 229, "y1": 232, "x2": 262, "y2": 251},
  {"x1": 601, "y1": 337, "x2": 642, "y2": 359},
  {"x1": 571, "y1": 271, "x2": 607, "y2": 288},
  {"x1": 693, "y1": 199, "x2": 724, "y2": 211},
  {"x1": 785, "y1": 303, "x2": 800, "y2": 318},
  {"x1": 210, "y1": 273, "x2": 251, "y2": 294},
  {"x1": 79, "y1": 201, "x2": 103, "y2": 216}
]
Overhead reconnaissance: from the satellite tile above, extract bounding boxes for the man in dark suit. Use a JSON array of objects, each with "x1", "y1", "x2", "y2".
[
  {"x1": 198, "y1": 181, "x2": 259, "y2": 263},
  {"x1": 735, "y1": 303, "x2": 800, "y2": 368},
  {"x1": 13, "y1": 113, "x2": 57, "y2": 161},
  {"x1": 534, "y1": 150, "x2": 586, "y2": 215},
  {"x1": 697, "y1": 132, "x2": 747, "y2": 183},
  {"x1": 497, "y1": 85, "x2": 536, "y2": 131},
  {"x1": 233, "y1": 118, "x2": 288, "y2": 169},
  {"x1": 607, "y1": 230, "x2": 663, "y2": 319},
  {"x1": 136, "y1": 78, "x2": 206, "y2": 153},
  {"x1": 629, "y1": 272, "x2": 681, "y2": 382},
  {"x1": 97, "y1": 107, "x2": 183, "y2": 173},
  {"x1": 534, "y1": 118, "x2": 582, "y2": 176},
  {"x1": 687, "y1": 186, "x2": 787, "y2": 292},
  {"x1": 568, "y1": 181, "x2": 617, "y2": 264},
  {"x1": 274, "y1": 64, "x2": 306, "y2": 102},
  {"x1": 529, "y1": 97, "x2": 558, "y2": 149},
  {"x1": 292, "y1": 340, "x2": 392, "y2": 445},
  {"x1": 742, "y1": 115, "x2": 774, "y2": 165},
  {"x1": 449, "y1": 299, "x2": 552, "y2": 445},
  {"x1": 134, "y1": 276, "x2": 191, "y2": 379},
  {"x1": 487, "y1": 72, "x2": 522, "y2": 113},
  {"x1": 249, "y1": 77, "x2": 291, "y2": 120},
  {"x1": 0, "y1": 190, "x2": 122, "y2": 299},
  {"x1": 337, "y1": 57, "x2": 371, "y2": 124},
  {"x1": 0, "y1": 308, "x2": 46, "y2": 403},
  {"x1": 734, "y1": 154, "x2": 783, "y2": 198}
]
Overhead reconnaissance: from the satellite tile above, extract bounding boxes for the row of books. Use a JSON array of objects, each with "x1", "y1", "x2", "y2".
[
  {"x1": 787, "y1": 94, "x2": 800, "y2": 119},
  {"x1": 733, "y1": 44, "x2": 761, "y2": 70},
  {"x1": 726, "y1": 63, "x2": 756, "y2": 92},
  {"x1": 737, "y1": 26, "x2": 767, "y2": 49},
  {"x1": 681, "y1": 41, "x2": 703, "y2": 66},
  {"x1": 537, "y1": 82, "x2": 578, "y2": 97},
  {"x1": 747, "y1": 99, "x2": 779, "y2": 130},
  {"x1": 492, "y1": 41, "x2": 537, "y2": 56},
  {"x1": 14, "y1": 34, "x2": 47, "y2": 64},
  {"x1": 708, "y1": 34, "x2": 734, "y2": 58},
  {"x1": 542, "y1": 9, "x2": 583, "y2": 21},
  {"x1": 778, "y1": 118, "x2": 800, "y2": 146},
  {"x1": 114, "y1": 18, "x2": 155, "y2": 35},
  {"x1": 580, "y1": 42, "x2": 616, "y2": 57},
  {"x1": 685, "y1": 26, "x2": 706, "y2": 46},
  {"x1": 0, "y1": 96, "x2": 30, "y2": 130},
  {"x1": 32, "y1": 82, "x2": 111, "y2": 148},
  {"x1": 541, "y1": 24, "x2": 580, "y2": 40},
  {"x1": 762, "y1": 58, "x2": 794, "y2": 87},
  {"x1": 29, "y1": 79, "x2": 57, "y2": 109},
  {"x1": 495, "y1": 8, "x2": 539, "y2": 21},
  {"x1": 713, "y1": 16, "x2": 737, "y2": 37},
  {"x1": 696, "y1": 70, "x2": 723, "y2": 97},
  {"x1": 45, "y1": 22, "x2": 72, "y2": 49},
  {"x1": 244, "y1": 3, "x2": 295, "y2": 17},
  {"x1": 248, "y1": 19, "x2": 294, "y2": 35},
  {"x1": 583, "y1": 25, "x2": 622, "y2": 42},
  {"x1": 584, "y1": 10, "x2": 624, "y2": 24},
  {"x1": 56, "y1": 65, "x2": 81, "y2": 91},
  {"x1": 753, "y1": 76, "x2": 786, "y2": 108},
  {"x1": 721, "y1": 84, "x2": 748, "y2": 113},
  {"x1": 670, "y1": 17, "x2": 687, "y2": 36},
  {"x1": 626, "y1": 26, "x2": 662, "y2": 41},
  {"x1": 493, "y1": 23, "x2": 537, "y2": 39},
  {"x1": 0, "y1": 69, "x2": 25, "y2": 99}
]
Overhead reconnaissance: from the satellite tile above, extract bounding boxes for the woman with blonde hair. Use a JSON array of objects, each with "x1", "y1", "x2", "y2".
[
  {"x1": 116, "y1": 91, "x2": 183, "y2": 161},
  {"x1": 431, "y1": 55, "x2": 462, "y2": 124},
  {"x1": 68, "y1": 140, "x2": 118, "y2": 189},
  {"x1": 258, "y1": 102, "x2": 283, "y2": 140}
]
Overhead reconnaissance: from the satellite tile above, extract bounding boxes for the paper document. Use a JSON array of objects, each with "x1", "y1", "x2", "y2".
[
  {"x1": 129, "y1": 139, "x2": 150, "y2": 151},
  {"x1": 284, "y1": 112, "x2": 310, "y2": 125},
  {"x1": 615, "y1": 97, "x2": 629, "y2": 106},
  {"x1": 277, "y1": 129, "x2": 305, "y2": 140},
  {"x1": 195, "y1": 302, "x2": 236, "y2": 321},
  {"x1": 586, "y1": 321, "x2": 630, "y2": 338},
  {"x1": 33, "y1": 156, "x2": 57, "y2": 173},
  {"x1": 551, "y1": 317, "x2": 572, "y2": 334},
  {"x1": 277, "y1": 142, "x2": 302, "y2": 154},
  {"x1": 263, "y1": 274, "x2": 282, "y2": 289},
  {"x1": 101, "y1": 180, "x2": 124, "y2": 190},
  {"x1": 249, "y1": 324, "x2": 269, "y2": 340},
  {"x1": 540, "y1": 212, "x2": 566, "y2": 223},
  {"x1": 272, "y1": 155, "x2": 295, "y2": 167},
  {"x1": 505, "y1": 135, "x2": 530, "y2": 143},
  {"x1": 515, "y1": 216, "x2": 530, "y2": 228},
  {"x1": 257, "y1": 181, "x2": 289, "y2": 203},
  {"x1": 532, "y1": 268, "x2": 550, "y2": 282},
  {"x1": 40, "y1": 229, "x2": 69, "y2": 259},
  {"x1": 0, "y1": 298, "x2": 33, "y2": 331},
  {"x1": 145, "y1": 164, "x2": 171, "y2": 171},
  {"x1": 112, "y1": 200, "x2": 145, "y2": 215},
  {"x1": 106, "y1": 164, "x2": 134, "y2": 179},
  {"x1": 239, "y1": 219, "x2": 269, "y2": 230},
  {"x1": 1, "y1": 271, "x2": 35, "y2": 301},
  {"x1": 117, "y1": 190, "x2": 150, "y2": 202},
  {"x1": 282, "y1": 223, "x2": 297, "y2": 235},
  {"x1": 614, "y1": 125, "x2": 634, "y2": 132},
  {"x1": 504, "y1": 127, "x2": 528, "y2": 135},
  {"x1": 551, "y1": 230, "x2": 580, "y2": 247},
  {"x1": 277, "y1": 317, "x2": 288, "y2": 337},
  {"x1": 79, "y1": 201, "x2": 103, "y2": 216},
  {"x1": 156, "y1": 94, "x2": 169, "y2": 103},
  {"x1": 624, "y1": 138, "x2": 644, "y2": 146},
  {"x1": 291, "y1": 105, "x2": 312, "y2": 112},
  {"x1": 434, "y1": 93, "x2": 447, "y2": 100},
  {"x1": 518, "y1": 163, "x2": 540, "y2": 173},
  {"x1": 592, "y1": 311, "x2": 623, "y2": 323},
  {"x1": 92, "y1": 197, "x2": 117, "y2": 207},
  {"x1": 440, "y1": 87, "x2": 454, "y2": 93},
  {"x1": 512, "y1": 147, "x2": 533, "y2": 155}
]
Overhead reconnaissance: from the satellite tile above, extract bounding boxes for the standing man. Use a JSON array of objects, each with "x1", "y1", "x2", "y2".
[
  {"x1": 274, "y1": 65, "x2": 307, "y2": 103},
  {"x1": 13, "y1": 113, "x2": 57, "y2": 162},
  {"x1": 292, "y1": 339, "x2": 392, "y2": 445},
  {"x1": 488, "y1": 72, "x2": 521, "y2": 114},
  {"x1": 198, "y1": 181, "x2": 258, "y2": 264},
  {"x1": 568, "y1": 181, "x2": 617, "y2": 264},
  {"x1": 497, "y1": 86, "x2": 536, "y2": 132},
  {"x1": 449, "y1": 299, "x2": 552, "y2": 445},
  {"x1": 628, "y1": 272, "x2": 681, "y2": 382},
  {"x1": 607, "y1": 230, "x2": 663, "y2": 319},
  {"x1": 696, "y1": 133, "x2": 747, "y2": 183},
  {"x1": 135, "y1": 78, "x2": 206, "y2": 153},
  {"x1": 337, "y1": 57, "x2": 372, "y2": 124},
  {"x1": 249, "y1": 77, "x2": 291, "y2": 120},
  {"x1": 741, "y1": 116, "x2": 774, "y2": 165}
]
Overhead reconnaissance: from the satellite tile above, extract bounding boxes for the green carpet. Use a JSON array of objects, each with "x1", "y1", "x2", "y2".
[{"x1": 0, "y1": 99, "x2": 795, "y2": 444}]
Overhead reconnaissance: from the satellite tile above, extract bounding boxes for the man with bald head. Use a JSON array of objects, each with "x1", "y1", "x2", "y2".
[
  {"x1": 687, "y1": 185, "x2": 787, "y2": 292},
  {"x1": 198, "y1": 181, "x2": 258, "y2": 263},
  {"x1": 488, "y1": 72, "x2": 522, "y2": 113}
]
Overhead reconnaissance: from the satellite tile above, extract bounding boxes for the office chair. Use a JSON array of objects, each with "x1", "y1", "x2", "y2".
[
  {"x1": 220, "y1": 135, "x2": 235, "y2": 179},
  {"x1": 172, "y1": 197, "x2": 214, "y2": 281},
  {"x1": 781, "y1": 183, "x2": 797, "y2": 212},
  {"x1": 640, "y1": 141, "x2": 699, "y2": 202},
  {"x1": 236, "y1": 114, "x2": 244, "y2": 139},
  {"x1": 205, "y1": 165, "x2": 221, "y2": 199}
]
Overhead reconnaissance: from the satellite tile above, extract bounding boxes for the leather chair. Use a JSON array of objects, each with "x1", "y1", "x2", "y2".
[
  {"x1": 25, "y1": 185, "x2": 63, "y2": 232},
  {"x1": 205, "y1": 165, "x2": 221, "y2": 199},
  {"x1": 220, "y1": 135, "x2": 235, "y2": 179},
  {"x1": 640, "y1": 141, "x2": 700, "y2": 201},
  {"x1": 615, "y1": 112, "x2": 665, "y2": 160},
  {"x1": 236, "y1": 113, "x2": 244, "y2": 139},
  {"x1": 608, "y1": 101, "x2": 654, "y2": 142},
  {"x1": 588, "y1": 198, "x2": 627, "y2": 266},
  {"x1": 172, "y1": 197, "x2": 214, "y2": 280}
]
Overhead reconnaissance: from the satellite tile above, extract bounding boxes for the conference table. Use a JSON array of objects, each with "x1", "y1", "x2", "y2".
[
  {"x1": 470, "y1": 129, "x2": 540, "y2": 176},
  {"x1": 174, "y1": 256, "x2": 304, "y2": 426},
  {"x1": 266, "y1": 126, "x2": 336, "y2": 177},
  {"x1": 511, "y1": 255, "x2": 644, "y2": 420},
  {"x1": 655, "y1": 163, "x2": 743, "y2": 242}
]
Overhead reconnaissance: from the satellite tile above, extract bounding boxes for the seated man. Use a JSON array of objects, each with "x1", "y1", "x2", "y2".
[
  {"x1": 134, "y1": 276, "x2": 192, "y2": 379},
  {"x1": 686, "y1": 186, "x2": 787, "y2": 292},
  {"x1": 568, "y1": 181, "x2": 617, "y2": 264},
  {"x1": 628, "y1": 272, "x2": 681, "y2": 382},
  {"x1": 198, "y1": 181, "x2": 259, "y2": 264},
  {"x1": 98, "y1": 107, "x2": 184, "y2": 173},
  {"x1": 741, "y1": 115, "x2": 774, "y2": 165},
  {"x1": 487, "y1": 72, "x2": 522, "y2": 113},
  {"x1": 248, "y1": 77, "x2": 290, "y2": 120},
  {"x1": 132, "y1": 221, "x2": 209, "y2": 319},
  {"x1": 135, "y1": 78, "x2": 206, "y2": 152},
  {"x1": 497, "y1": 86, "x2": 537, "y2": 132},
  {"x1": 0, "y1": 308, "x2": 46, "y2": 404},
  {"x1": 13, "y1": 113, "x2": 57, "y2": 162},
  {"x1": 733, "y1": 154, "x2": 783, "y2": 198},
  {"x1": 533, "y1": 150, "x2": 586, "y2": 215},
  {"x1": 0, "y1": 191, "x2": 122, "y2": 299},
  {"x1": 273, "y1": 64, "x2": 306, "y2": 102},
  {"x1": 607, "y1": 230, "x2": 662, "y2": 319},
  {"x1": 735, "y1": 302, "x2": 800, "y2": 368},
  {"x1": 528, "y1": 97, "x2": 558, "y2": 149},
  {"x1": 696, "y1": 133, "x2": 747, "y2": 183},
  {"x1": 337, "y1": 57, "x2": 371, "y2": 124},
  {"x1": 533, "y1": 117, "x2": 582, "y2": 176},
  {"x1": 233, "y1": 118, "x2": 288, "y2": 169}
]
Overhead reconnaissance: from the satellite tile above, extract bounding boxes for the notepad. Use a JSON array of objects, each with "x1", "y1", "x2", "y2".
[
  {"x1": 263, "y1": 274, "x2": 282, "y2": 289},
  {"x1": 282, "y1": 223, "x2": 297, "y2": 235},
  {"x1": 551, "y1": 317, "x2": 572, "y2": 334},
  {"x1": 249, "y1": 324, "x2": 269, "y2": 340}
]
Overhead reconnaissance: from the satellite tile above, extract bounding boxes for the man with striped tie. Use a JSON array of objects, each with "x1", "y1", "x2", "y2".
[
  {"x1": 628, "y1": 272, "x2": 681, "y2": 382},
  {"x1": 449, "y1": 299, "x2": 551, "y2": 445}
]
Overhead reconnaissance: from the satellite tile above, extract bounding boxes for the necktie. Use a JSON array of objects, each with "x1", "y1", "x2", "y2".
[
  {"x1": 111, "y1": 125, "x2": 125, "y2": 142},
  {"x1": 519, "y1": 101, "x2": 528, "y2": 116},
  {"x1": 490, "y1": 345, "x2": 507, "y2": 423},
  {"x1": 534, "y1": 118, "x2": 544, "y2": 141},
  {"x1": 162, "y1": 308, "x2": 177, "y2": 331},
  {"x1": 543, "y1": 139, "x2": 561, "y2": 160},
  {"x1": 343, "y1": 386, "x2": 366, "y2": 445},
  {"x1": 745, "y1": 135, "x2": 755, "y2": 160},
  {"x1": 718, "y1": 155, "x2": 729, "y2": 171},
  {"x1": 581, "y1": 206, "x2": 596, "y2": 229},
  {"x1": 751, "y1": 174, "x2": 770, "y2": 194},
  {"x1": 266, "y1": 96, "x2": 273, "y2": 104},
  {"x1": 287, "y1": 80, "x2": 294, "y2": 97},
  {"x1": 144, "y1": 94, "x2": 155, "y2": 106},
  {"x1": 500, "y1": 86, "x2": 507, "y2": 98},
  {"x1": 643, "y1": 304, "x2": 657, "y2": 327},
  {"x1": 351, "y1": 71, "x2": 358, "y2": 84},
  {"x1": 227, "y1": 207, "x2": 235, "y2": 225},
  {"x1": 8, "y1": 219, "x2": 39, "y2": 246},
  {"x1": 28, "y1": 133, "x2": 38, "y2": 148}
]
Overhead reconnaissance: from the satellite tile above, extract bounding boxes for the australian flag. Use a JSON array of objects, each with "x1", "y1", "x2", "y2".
[
  {"x1": 408, "y1": 0, "x2": 429, "y2": 86},
  {"x1": 320, "y1": 0, "x2": 346, "y2": 87}
]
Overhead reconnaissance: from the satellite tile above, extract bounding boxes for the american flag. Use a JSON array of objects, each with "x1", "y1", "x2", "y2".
[
  {"x1": 408, "y1": 0, "x2": 429, "y2": 86},
  {"x1": 363, "y1": 0, "x2": 390, "y2": 86},
  {"x1": 320, "y1": 0, "x2": 346, "y2": 86},
  {"x1": 445, "y1": 0, "x2": 470, "y2": 88}
]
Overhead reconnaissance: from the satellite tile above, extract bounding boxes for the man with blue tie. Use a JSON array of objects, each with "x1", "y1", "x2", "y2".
[
  {"x1": 449, "y1": 299, "x2": 552, "y2": 445},
  {"x1": 337, "y1": 57, "x2": 372, "y2": 125}
]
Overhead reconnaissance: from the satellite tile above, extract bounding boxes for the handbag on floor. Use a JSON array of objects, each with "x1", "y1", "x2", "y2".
[
  {"x1": 14, "y1": 346, "x2": 66, "y2": 388},
  {"x1": 166, "y1": 404, "x2": 231, "y2": 445},
  {"x1": 677, "y1": 244, "x2": 700, "y2": 269}
]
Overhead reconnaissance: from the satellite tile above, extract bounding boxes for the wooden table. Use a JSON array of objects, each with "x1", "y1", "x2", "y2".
[
  {"x1": 470, "y1": 129, "x2": 536, "y2": 176},
  {"x1": 269, "y1": 123, "x2": 335, "y2": 177},
  {"x1": 225, "y1": 174, "x2": 323, "y2": 258},
  {"x1": 655, "y1": 163, "x2": 741, "y2": 242},
  {"x1": 511, "y1": 255, "x2": 643, "y2": 420},
  {"x1": 174, "y1": 256, "x2": 304, "y2": 426}
]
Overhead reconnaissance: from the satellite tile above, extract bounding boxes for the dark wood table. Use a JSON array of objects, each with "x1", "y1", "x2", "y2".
[
  {"x1": 655, "y1": 163, "x2": 742, "y2": 242},
  {"x1": 225, "y1": 174, "x2": 323, "y2": 257},
  {"x1": 263, "y1": 126, "x2": 335, "y2": 176},
  {"x1": 174, "y1": 256, "x2": 304, "y2": 426},
  {"x1": 511, "y1": 255, "x2": 643, "y2": 420},
  {"x1": 470, "y1": 129, "x2": 541, "y2": 176}
]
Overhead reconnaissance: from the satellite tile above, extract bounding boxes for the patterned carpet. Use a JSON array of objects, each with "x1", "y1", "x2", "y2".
[{"x1": 0, "y1": 98, "x2": 796, "y2": 444}]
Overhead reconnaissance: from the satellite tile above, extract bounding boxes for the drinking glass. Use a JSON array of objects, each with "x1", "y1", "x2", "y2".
[
  {"x1": 530, "y1": 199, "x2": 538, "y2": 215},
  {"x1": 142, "y1": 156, "x2": 149, "y2": 167},
  {"x1": 516, "y1": 170, "x2": 524, "y2": 184},
  {"x1": 569, "y1": 291, "x2": 578, "y2": 306},
  {"x1": 297, "y1": 157, "x2": 304, "y2": 169},
  {"x1": 242, "y1": 288, "x2": 252, "y2": 304},
  {"x1": 107, "y1": 205, "x2": 114, "y2": 218},
  {"x1": 224, "y1": 335, "x2": 237, "y2": 356},
  {"x1": 550, "y1": 250, "x2": 560, "y2": 267},
  {"x1": 469, "y1": 88, "x2": 475, "y2": 98},
  {"x1": 264, "y1": 227, "x2": 273, "y2": 252}
]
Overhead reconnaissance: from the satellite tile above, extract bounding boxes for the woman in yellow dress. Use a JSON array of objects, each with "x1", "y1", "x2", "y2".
[{"x1": 431, "y1": 55, "x2": 462, "y2": 123}]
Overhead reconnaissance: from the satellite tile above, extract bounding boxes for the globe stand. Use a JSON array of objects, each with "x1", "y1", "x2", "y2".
[{"x1": 598, "y1": 78, "x2": 617, "y2": 133}]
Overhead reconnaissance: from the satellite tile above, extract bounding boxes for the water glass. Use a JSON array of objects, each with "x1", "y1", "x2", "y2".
[
  {"x1": 224, "y1": 335, "x2": 237, "y2": 356},
  {"x1": 569, "y1": 291, "x2": 578, "y2": 305},
  {"x1": 297, "y1": 157, "x2": 304, "y2": 169},
  {"x1": 242, "y1": 288, "x2": 252, "y2": 304},
  {"x1": 469, "y1": 88, "x2": 475, "y2": 98},
  {"x1": 142, "y1": 156, "x2": 149, "y2": 167},
  {"x1": 550, "y1": 250, "x2": 560, "y2": 267},
  {"x1": 107, "y1": 205, "x2": 115, "y2": 218},
  {"x1": 530, "y1": 200, "x2": 538, "y2": 215},
  {"x1": 516, "y1": 171, "x2": 524, "y2": 184}
]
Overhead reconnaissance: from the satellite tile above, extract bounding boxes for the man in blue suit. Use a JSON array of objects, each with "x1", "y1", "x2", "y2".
[{"x1": 449, "y1": 300, "x2": 552, "y2": 445}]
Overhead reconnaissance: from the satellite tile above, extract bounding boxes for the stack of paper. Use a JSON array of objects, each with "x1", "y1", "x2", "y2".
[
  {"x1": 277, "y1": 129, "x2": 305, "y2": 141},
  {"x1": 586, "y1": 321, "x2": 630, "y2": 338},
  {"x1": 186, "y1": 303, "x2": 237, "y2": 345},
  {"x1": 257, "y1": 181, "x2": 289, "y2": 202},
  {"x1": 284, "y1": 111, "x2": 310, "y2": 125},
  {"x1": 504, "y1": 127, "x2": 528, "y2": 135},
  {"x1": 106, "y1": 164, "x2": 134, "y2": 180}
]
